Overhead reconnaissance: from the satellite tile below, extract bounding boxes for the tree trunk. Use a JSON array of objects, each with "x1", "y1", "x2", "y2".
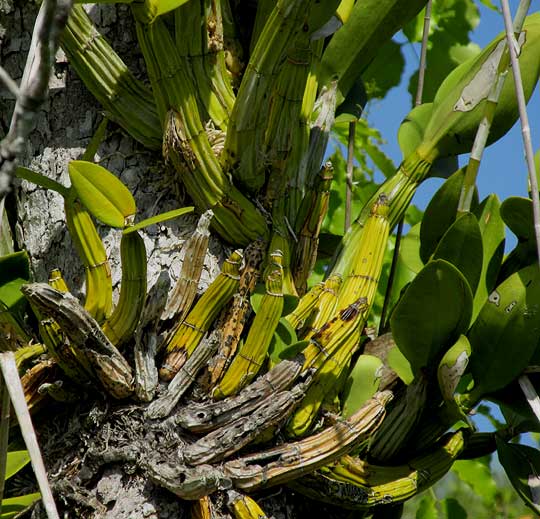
[{"x1": 0, "y1": 3, "x2": 356, "y2": 517}]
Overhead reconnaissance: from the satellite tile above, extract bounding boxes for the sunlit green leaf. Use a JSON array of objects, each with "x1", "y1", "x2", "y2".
[
  {"x1": 69, "y1": 161, "x2": 136, "y2": 228},
  {"x1": 387, "y1": 345, "x2": 414, "y2": 385},
  {"x1": 123, "y1": 207, "x2": 195, "y2": 234},
  {"x1": 15, "y1": 167, "x2": 69, "y2": 198},
  {"x1": 416, "y1": 493, "x2": 438, "y2": 519},
  {"x1": 341, "y1": 354, "x2": 383, "y2": 417},
  {"x1": 452, "y1": 458, "x2": 498, "y2": 504},
  {"x1": 0, "y1": 492, "x2": 41, "y2": 519},
  {"x1": 4, "y1": 450, "x2": 31, "y2": 481}
]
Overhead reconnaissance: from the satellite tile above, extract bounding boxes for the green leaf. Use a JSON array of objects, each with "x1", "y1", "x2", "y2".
[
  {"x1": 390, "y1": 259, "x2": 473, "y2": 375},
  {"x1": 15, "y1": 167, "x2": 69, "y2": 198},
  {"x1": 468, "y1": 264, "x2": 540, "y2": 397},
  {"x1": 0, "y1": 251, "x2": 30, "y2": 287},
  {"x1": 123, "y1": 207, "x2": 195, "y2": 234},
  {"x1": 398, "y1": 103, "x2": 434, "y2": 159},
  {"x1": 438, "y1": 335, "x2": 471, "y2": 402},
  {"x1": 0, "y1": 493, "x2": 41, "y2": 519},
  {"x1": 478, "y1": 0, "x2": 501, "y2": 12},
  {"x1": 268, "y1": 319, "x2": 298, "y2": 366},
  {"x1": 416, "y1": 493, "x2": 439, "y2": 519},
  {"x1": 320, "y1": 149, "x2": 376, "y2": 237},
  {"x1": 500, "y1": 197, "x2": 534, "y2": 241},
  {"x1": 0, "y1": 199, "x2": 13, "y2": 257},
  {"x1": 341, "y1": 354, "x2": 383, "y2": 418},
  {"x1": 362, "y1": 40, "x2": 405, "y2": 100},
  {"x1": 382, "y1": 223, "x2": 423, "y2": 321},
  {"x1": 4, "y1": 450, "x2": 31, "y2": 480},
  {"x1": 472, "y1": 195, "x2": 505, "y2": 320},
  {"x1": 420, "y1": 168, "x2": 477, "y2": 263},
  {"x1": 452, "y1": 458, "x2": 498, "y2": 504},
  {"x1": 497, "y1": 438, "x2": 540, "y2": 515},
  {"x1": 318, "y1": 0, "x2": 427, "y2": 99},
  {"x1": 432, "y1": 212, "x2": 483, "y2": 295},
  {"x1": 68, "y1": 161, "x2": 136, "y2": 228},
  {"x1": 0, "y1": 252, "x2": 31, "y2": 324},
  {"x1": 440, "y1": 498, "x2": 467, "y2": 519},
  {"x1": 387, "y1": 345, "x2": 414, "y2": 385},
  {"x1": 335, "y1": 79, "x2": 366, "y2": 119},
  {"x1": 405, "y1": 0, "x2": 480, "y2": 103}
]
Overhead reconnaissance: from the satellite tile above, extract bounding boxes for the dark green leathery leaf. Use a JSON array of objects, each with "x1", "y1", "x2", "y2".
[
  {"x1": 419, "y1": 168, "x2": 478, "y2": 263},
  {"x1": 390, "y1": 259, "x2": 473, "y2": 376},
  {"x1": 69, "y1": 161, "x2": 136, "y2": 228},
  {"x1": 438, "y1": 335, "x2": 471, "y2": 402},
  {"x1": 432, "y1": 212, "x2": 483, "y2": 295},
  {"x1": 340, "y1": 354, "x2": 383, "y2": 418},
  {"x1": 468, "y1": 264, "x2": 540, "y2": 397},
  {"x1": 496, "y1": 438, "x2": 540, "y2": 515},
  {"x1": 500, "y1": 197, "x2": 534, "y2": 240},
  {"x1": 472, "y1": 194, "x2": 505, "y2": 320},
  {"x1": 0, "y1": 251, "x2": 31, "y2": 325}
]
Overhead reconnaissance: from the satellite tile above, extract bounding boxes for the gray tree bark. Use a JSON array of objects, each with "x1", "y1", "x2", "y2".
[{"x1": 0, "y1": 3, "x2": 355, "y2": 518}]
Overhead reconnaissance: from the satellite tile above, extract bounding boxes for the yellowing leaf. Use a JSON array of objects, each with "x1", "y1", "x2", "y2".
[{"x1": 69, "y1": 161, "x2": 136, "y2": 228}]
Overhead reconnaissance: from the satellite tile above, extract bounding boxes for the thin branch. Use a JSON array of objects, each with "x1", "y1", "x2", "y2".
[
  {"x1": 344, "y1": 121, "x2": 356, "y2": 232},
  {"x1": 0, "y1": 377, "x2": 10, "y2": 514},
  {"x1": 457, "y1": 0, "x2": 531, "y2": 213},
  {"x1": 0, "y1": 353, "x2": 59, "y2": 519},
  {"x1": 500, "y1": 0, "x2": 540, "y2": 265},
  {"x1": 415, "y1": 0, "x2": 433, "y2": 107},
  {"x1": 518, "y1": 375, "x2": 540, "y2": 425},
  {"x1": 500, "y1": 0, "x2": 540, "y2": 427},
  {"x1": 379, "y1": 0, "x2": 432, "y2": 334},
  {"x1": 0, "y1": 0, "x2": 73, "y2": 198}
]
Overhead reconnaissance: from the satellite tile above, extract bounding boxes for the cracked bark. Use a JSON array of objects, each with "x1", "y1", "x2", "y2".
[{"x1": 0, "y1": 3, "x2": 359, "y2": 518}]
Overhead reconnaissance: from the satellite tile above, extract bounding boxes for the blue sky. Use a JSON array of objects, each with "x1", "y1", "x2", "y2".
[{"x1": 366, "y1": 2, "x2": 539, "y2": 228}]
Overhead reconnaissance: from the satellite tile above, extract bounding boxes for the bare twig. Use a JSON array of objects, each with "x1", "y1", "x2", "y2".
[
  {"x1": 0, "y1": 352, "x2": 59, "y2": 519},
  {"x1": 379, "y1": 0, "x2": 432, "y2": 334},
  {"x1": 499, "y1": 0, "x2": 540, "y2": 424},
  {"x1": 457, "y1": 0, "x2": 531, "y2": 213},
  {"x1": 415, "y1": 0, "x2": 433, "y2": 107},
  {"x1": 0, "y1": 377, "x2": 10, "y2": 514},
  {"x1": 518, "y1": 375, "x2": 540, "y2": 425},
  {"x1": 0, "y1": 0, "x2": 73, "y2": 198}
]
